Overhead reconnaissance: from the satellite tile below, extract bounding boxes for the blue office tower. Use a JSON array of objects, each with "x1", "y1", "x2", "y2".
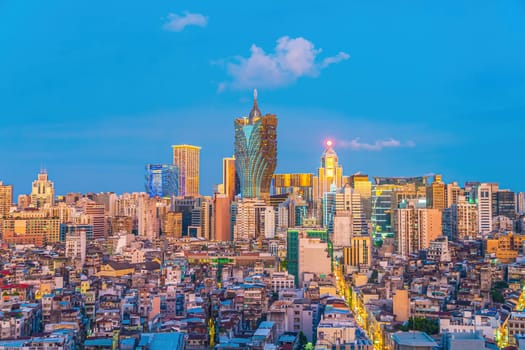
[{"x1": 145, "y1": 164, "x2": 179, "y2": 198}]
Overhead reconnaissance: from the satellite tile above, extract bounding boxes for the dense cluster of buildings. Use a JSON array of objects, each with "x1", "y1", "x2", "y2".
[{"x1": 1, "y1": 91, "x2": 525, "y2": 349}]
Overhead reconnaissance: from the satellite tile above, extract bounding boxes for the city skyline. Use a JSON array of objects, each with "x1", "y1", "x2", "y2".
[{"x1": 2, "y1": 1, "x2": 525, "y2": 195}]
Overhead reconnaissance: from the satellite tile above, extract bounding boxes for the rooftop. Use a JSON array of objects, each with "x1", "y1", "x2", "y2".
[{"x1": 392, "y1": 331, "x2": 438, "y2": 347}]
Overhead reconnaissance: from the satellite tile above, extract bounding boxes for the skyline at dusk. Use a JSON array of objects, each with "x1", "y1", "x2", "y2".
[
  {"x1": 2, "y1": 0, "x2": 525, "y2": 195},
  {"x1": 3, "y1": 2, "x2": 525, "y2": 349}
]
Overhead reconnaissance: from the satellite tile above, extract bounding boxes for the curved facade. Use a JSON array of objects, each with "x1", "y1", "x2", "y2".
[{"x1": 234, "y1": 92, "x2": 277, "y2": 200}]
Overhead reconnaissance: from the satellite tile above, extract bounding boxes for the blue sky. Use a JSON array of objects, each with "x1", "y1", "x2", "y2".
[{"x1": 1, "y1": 1, "x2": 525, "y2": 196}]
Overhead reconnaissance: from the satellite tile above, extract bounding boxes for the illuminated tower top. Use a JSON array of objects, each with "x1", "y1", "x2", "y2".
[
  {"x1": 249, "y1": 89, "x2": 262, "y2": 123},
  {"x1": 315, "y1": 140, "x2": 343, "y2": 201}
]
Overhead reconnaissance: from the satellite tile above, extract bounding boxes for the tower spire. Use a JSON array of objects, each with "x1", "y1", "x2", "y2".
[{"x1": 248, "y1": 88, "x2": 261, "y2": 123}]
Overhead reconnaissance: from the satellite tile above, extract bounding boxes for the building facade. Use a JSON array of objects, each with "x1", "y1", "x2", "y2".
[
  {"x1": 30, "y1": 170, "x2": 54, "y2": 208},
  {"x1": 172, "y1": 144, "x2": 201, "y2": 197},
  {"x1": 145, "y1": 164, "x2": 178, "y2": 198},
  {"x1": 234, "y1": 90, "x2": 277, "y2": 201}
]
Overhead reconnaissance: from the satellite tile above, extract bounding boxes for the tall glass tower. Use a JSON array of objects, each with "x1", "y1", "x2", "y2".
[
  {"x1": 145, "y1": 164, "x2": 178, "y2": 198},
  {"x1": 234, "y1": 90, "x2": 278, "y2": 201}
]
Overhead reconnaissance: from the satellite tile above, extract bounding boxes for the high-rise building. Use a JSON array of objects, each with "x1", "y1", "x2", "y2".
[
  {"x1": 17, "y1": 194, "x2": 31, "y2": 209},
  {"x1": 492, "y1": 189, "x2": 516, "y2": 220},
  {"x1": 30, "y1": 169, "x2": 54, "y2": 208},
  {"x1": 172, "y1": 144, "x2": 201, "y2": 197},
  {"x1": 213, "y1": 194, "x2": 231, "y2": 241},
  {"x1": 233, "y1": 198, "x2": 268, "y2": 241},
  {"x1": 371, "y1": 184, "x2": 398, "y2": 237},
  {"x1": 163, "y1": 211, "x2": 183, "y2": 239},
  {"x1": 85, "y1": 203, "x2": 106, "y2": 239},
  {"x1": 314, "y1": 140, "x2": 343, "y2": 202},
  {"x1": 2, "y1": 212, "x2": 60, "y2": 245},
  {"x1": 222, "y1": 156, "x2": 236, "y2": 201},
  {"x1": 518, "y1": 192, "x2": 525, "y2": 215},
  {"x1": 332, "y1": 212, "x2": 352, "y2": 248},
  {"x1": 145, "y1": 164, "x2": 178, "y2": 198},
  {"x1": 276, "y1": 194, "x2": 309, "y2": 230},
  {"x1": 287, "y1": 229, "x2": 332, "y2": 287},
  {"x1": 445, "y1": 182, "x2": 463, "y2": 208},
  {"x1": 347, "y1": 235, "x2": 372, "y2": 268},
  {"x1": 371, "y1": 176, "x2": 428, "y2": 238},
  {"x1": 477, "y1": 183, "x2": 494, "y2": 235},
  {"x1": 394, "y1": 199, "x2": 442, "y2": 257},
  {"x1": 272, "y1": 173, "x2": 314, "y2": 206},
  {"x1": 443, "y1": 196, "x2": 478, "y2": 241},
  {"x1": 64, "y1": 226, "x2": 88, "y2": 266},
  {"x1": 349, "y1": 174, "x2": 372, "y2": 220},
  {"x1": 336, "y1": 185, "x2": 367, "y2": 235},
  {"x1": 234, "y1": 90, "x2": 277, "y2": 201},
  {"x1": 0, "y1": 181, "x2": 13, "y2": 218},
  {"x1": 426, "y1": 174, "x2": 446, "y2": 209}
]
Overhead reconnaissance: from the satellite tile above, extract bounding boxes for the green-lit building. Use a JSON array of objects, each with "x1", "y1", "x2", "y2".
[{"x1": 286, "y1": 228, "x2": 332, "y2": 285}]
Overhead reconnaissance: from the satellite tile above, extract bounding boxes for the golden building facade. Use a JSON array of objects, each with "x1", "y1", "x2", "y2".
[{"x1": 172, "y1": 144, "x2": 201, "y2": 197}]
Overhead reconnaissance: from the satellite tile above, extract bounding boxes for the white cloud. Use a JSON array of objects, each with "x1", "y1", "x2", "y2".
[
  {"x1": 321, "y1": 52, "x2": 351, "y2": 68},
  {"x1": 164, "y1": 12, "x2": 208, "y2": 32},
  {"x1": 220, "y1": 36, "x2": 349, "y2": 90},
  {"x1": 339, "y1": 138, "x2": 416, "y2": 151}
]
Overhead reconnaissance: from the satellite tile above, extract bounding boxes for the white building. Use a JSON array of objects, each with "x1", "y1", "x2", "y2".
[
  {"x1": 269, "y1": 271, "x2": 295, "y2": 292},
  {"x1": 477, "y1": 183, "x2": 494, "y2": 236},
  {"x1": 298, "y1": 237, "x2": 331, "y2": 287},
  {"x1": 440, "y1": 310, "x2": 501, "y2": 341},
  {"x1": 427, "y1": 236, "x2": 451, "y2": 263},
  {"x1": 234, "y1": 198, "x2": 267, "y2": 240},
  {"x1": 65, "y1": 229, "x2": 87, "y2": 266},
  {"x1": 264, "y1": 206, "x2": 276, "y2": 238}
]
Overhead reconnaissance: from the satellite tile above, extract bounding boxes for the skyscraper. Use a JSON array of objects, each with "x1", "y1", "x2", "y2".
[
  {"x1": 426, "y1": 174, "x2": 446, "y2": 209},
  {"x1": 234, "y1": 90, "x2": 277, "y2": 201},
  {"x1": 0, "y1": 181, "x2": 13, "y2": 218},
  {"x1": 477, "y1": 183, "x2": 494, "y2": 235},
  {"x1": 213, "y1": 194, "x2": 231, "y2": 241},
  {"x1": 145, "y1": 164, "x2": 177, "y2": 198},
  {"x1": 518, "y1": 192, "x2": 525, "y2": 215},
  {"x1": 172, "y1": 144, "x2": 201, "y2": 197},
  {"x1": 443, "y1": 196, "x2": 478, "y2": 241},
  {"x1": 349, "y1": 174, "x2": 372, "y2": 220},
  {"x1": 234, "y1": 90, "x2": 277, "y2": 200},
  {"x1": 492, "y1": 189, "x2": 516, "y2": 220},
  {"x1": 31, "y1": 169, "x2": 54, "y2": 208},
  {"x1": 145, "y1": 164, "x2": 178, "y2": 198},
  {"x1": 314, "y1": 140, "x2": 343, "y2": 202},
  {"x1": 394, "y1": 199, "x2": 442, "y2": 257},
  {"x1": 222, "y1": 156, "x2": 236, "y2": 201}
]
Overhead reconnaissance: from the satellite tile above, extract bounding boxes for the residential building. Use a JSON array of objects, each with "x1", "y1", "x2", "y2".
[
  {"x1": 426, "y1": 174, "x2": 446, "y2": 209},
  {"x1": 0, "y1": 181, "x2": 13, "y2": 218},
  {"x1": 394, "y1": 199, "x2": 442, "y2": 257},
  {"x1": 477, "y1": 183, "x2": 495, "y2": 235}
]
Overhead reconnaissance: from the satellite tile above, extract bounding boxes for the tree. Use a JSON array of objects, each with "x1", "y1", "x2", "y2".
[
  {"x1": 368, "y1": 270, "x2": 378, "y2": 284},
  {"x1": 298, "y1": 331, "x2": 308, "y2": 350},
  {"x1": 397, "y1": 317, "x2": 439, "y2": 335},
  {"x1": 491, "y1": 288, "x2": 505, "y2": 303}
]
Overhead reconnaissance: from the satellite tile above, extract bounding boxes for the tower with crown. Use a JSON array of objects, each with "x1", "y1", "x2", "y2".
[{"x1": 233, "y1": 90, "x2": 278, "y2": 202}]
